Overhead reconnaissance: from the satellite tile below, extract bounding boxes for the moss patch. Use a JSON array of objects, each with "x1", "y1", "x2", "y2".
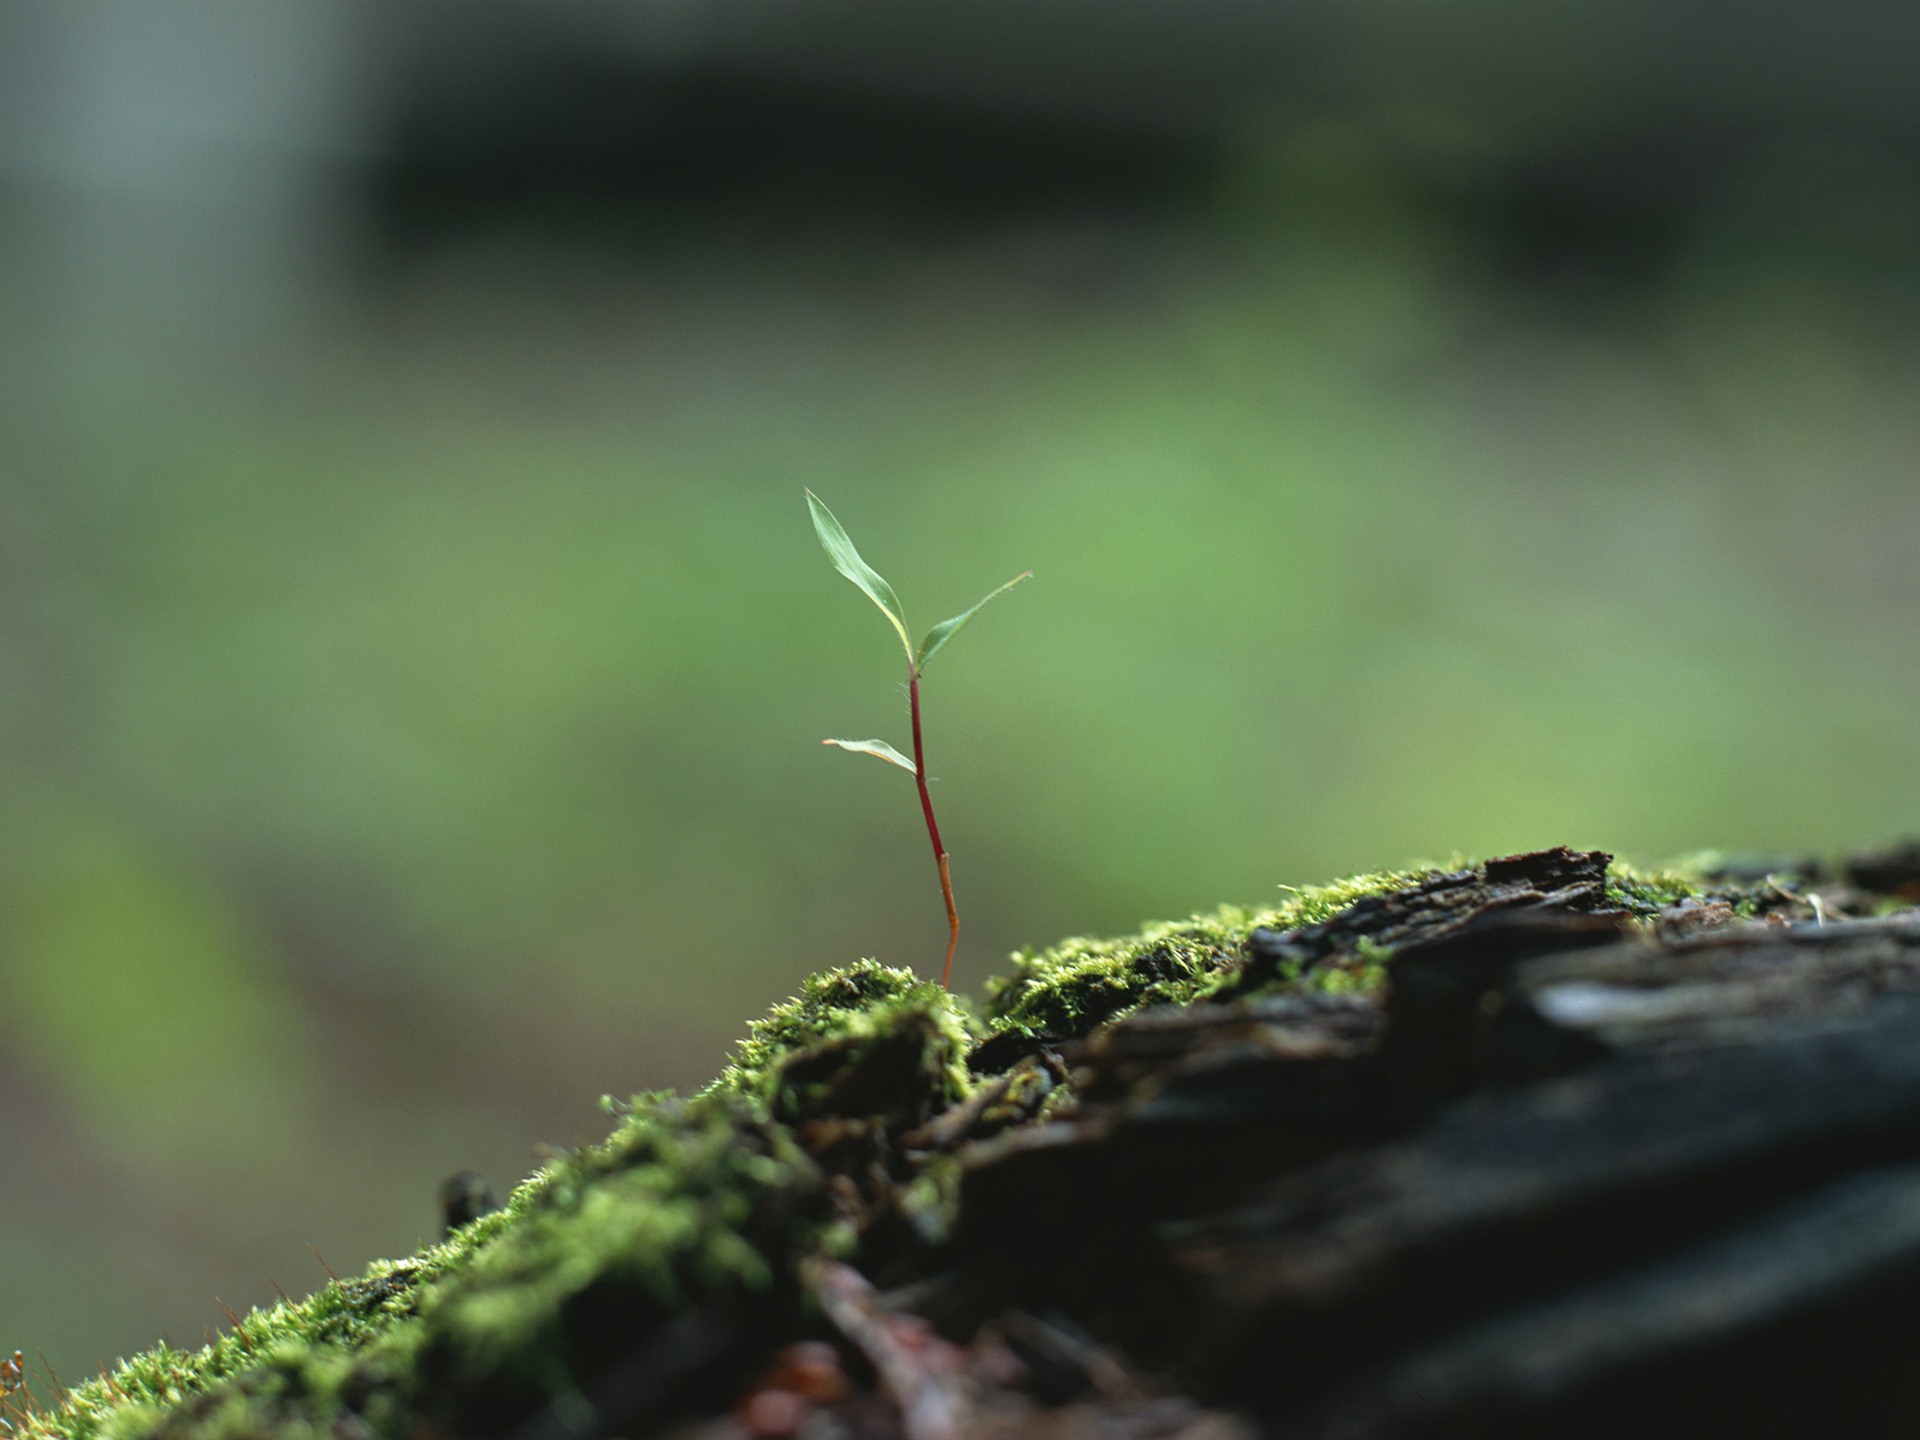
[
  {"x1": 983, "y1": 867, "x2": 1431, "y2": 1039},
  {"x1": 709, "y1": 959, "x2": 975, "y2": 1113},
  {"x1": 10, "y1": 851, "x2": 1810, "y2": 1440},
  {"x1": 30, "y1": 1097, "x2": 836, "y2": 1440},
  {"x1": 1605, "y1": 854, "x2": 1812, "y2": 919}
]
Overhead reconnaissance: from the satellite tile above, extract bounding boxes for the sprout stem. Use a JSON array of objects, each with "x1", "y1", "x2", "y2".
[{"x1": 908, "y1": 669, "x2": 959, "y2": 987}]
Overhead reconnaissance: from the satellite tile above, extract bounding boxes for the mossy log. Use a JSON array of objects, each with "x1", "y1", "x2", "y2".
[{"x1": 12, "y1": 844, "x2": 1920, "y2": 1440}]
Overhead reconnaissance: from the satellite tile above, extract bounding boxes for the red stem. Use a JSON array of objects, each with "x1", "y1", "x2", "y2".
[
  {"x1": 907, "y1": 670, "x2": 943, "y2": 858},
  {"x1": 909, "y1": 668, "x2": 960, "y2": 988}
]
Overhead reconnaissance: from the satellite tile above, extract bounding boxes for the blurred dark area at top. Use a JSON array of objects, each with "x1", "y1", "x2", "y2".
[
  {"x1": 5, "y1": 0, "x2": 1920, "y2": 1403},
  {"x1": 360, "y1": 0, "x2": 1920, "y2": 301},
  {"x1": 364, "y1": 21, "x2": 1214, "y2": 253},
  {"x1": 9, "y1": 0, "x2": 1920, "y2": 320}
]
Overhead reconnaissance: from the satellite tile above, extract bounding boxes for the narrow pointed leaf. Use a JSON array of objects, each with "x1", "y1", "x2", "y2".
[
  {"x1": 914, "y1": 570, "x2": 1032, "y2": 670},
  {"x1": 806, "y1": 489, "x2": 913, "y2": 661},
  {"x1": 822, "y1": 737, "x2": 918, "y2": 774}
]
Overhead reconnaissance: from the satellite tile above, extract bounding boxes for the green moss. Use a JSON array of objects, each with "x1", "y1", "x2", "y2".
[
  {"x1": 1308, "y1": 935, "x2": 1393, "y2": 998},
  {"x1": 30, "y1": 1206, "x2": 516, "y2": 1440},
  {"x1": 421, "y1": 1099, "x2": 803, "y2": 1353},
  {"x1": 30, "y1": 1094, "x2": 835, "y2": 1440},
  {"x1": 1604, "y1": 857, "x2": 1712, "y2": 916},
  {"x1": 1605, "y1": 854, "x2": 1797, "y2": 919},
  {"x1": 708, "y1": 959, "x2": 977, "y2": 1114},
  {"x1": 984, "y1": 868, "x2": 1429, "y2": 1038},
  {"x1": 31, "y1": 852, "x2": 1793, "y2": 1440},
  {"x1": 41, "y1": 1108, "x2": 751, "y2": 1438}
]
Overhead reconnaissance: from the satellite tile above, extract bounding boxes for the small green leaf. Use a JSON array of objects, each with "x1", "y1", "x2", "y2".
[
  {"x1": 822, "y1": 737, "x2": 918, "y2": 774},
  {"x1": 807, "y1": 490, "x2": 913, "y2": 661},
  {"x1": 914, "y1": 570, "x2": 1032, "y2": 671}
]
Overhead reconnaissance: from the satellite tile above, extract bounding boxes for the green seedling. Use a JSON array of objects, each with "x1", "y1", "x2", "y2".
[{"x1": 808, "y1": 489, "x2": 1030, "y2": 988}]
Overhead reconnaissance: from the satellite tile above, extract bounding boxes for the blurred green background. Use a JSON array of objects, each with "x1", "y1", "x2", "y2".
[{"x1": 3, "y1": 0, "x2": 1920, "y2": 1389}]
